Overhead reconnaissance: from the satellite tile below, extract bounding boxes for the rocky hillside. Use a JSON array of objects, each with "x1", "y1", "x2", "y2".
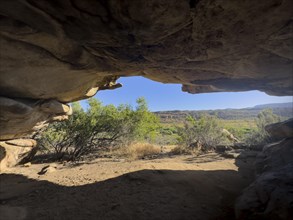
[{"x1": 154, "y1": 102, "x2": 293, "y2": 122}]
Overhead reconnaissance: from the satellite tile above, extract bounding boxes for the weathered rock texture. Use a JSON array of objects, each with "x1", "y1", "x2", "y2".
[
  {"x1": 235, "y1": 118, "x2": 293, "y2": 220},
  {"x1": 0, "y1": 139, "x2": 36, "y2": 172},
  {"x1": 0, "y1": 0, "x2": 292, "y2": 141},
  {"x1": 265, "y1": 118, "x2": 293, "y2": 140},
  {"x1": 0, "y1": 97, "x2": 72, "y2": 140}
]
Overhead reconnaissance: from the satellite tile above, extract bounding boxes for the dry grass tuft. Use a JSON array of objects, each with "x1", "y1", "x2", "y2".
[
  {"x1": 114, "y1": 143, "x2": 161, "y2": 160},
  {"x1": 127, "y1": 143, "x2": 161, "y2": 160},
  {"x1": 170, "y1": 145, "x2": 200, "y2": 155}
]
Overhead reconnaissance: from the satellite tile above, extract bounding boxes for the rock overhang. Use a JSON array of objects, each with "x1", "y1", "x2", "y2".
[{"x1": 0, "y1": 0, "x2": 292, "y2": 140}]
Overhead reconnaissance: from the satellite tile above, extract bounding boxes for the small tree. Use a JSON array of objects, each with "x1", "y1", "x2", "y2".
[
  {"x1": 177, "y1": 114, "x2": 224, "y2": 152},
  {"x1": 37, "y1": 101, "x2": 88, "y2": 160},
  {"x1": 133, "y1": 97, "x2": 160, "y2": 142},
  {"x1": 37, "y1": 97, "x2": 160, "y2": 161},
  {"x1": 245, "y1": 108, "x2": 280, "y2": 146}
]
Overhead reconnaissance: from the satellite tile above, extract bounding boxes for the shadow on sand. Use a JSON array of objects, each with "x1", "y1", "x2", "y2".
[{"x1": 0, "y1": 158, "x2": 255, "y2": 220}]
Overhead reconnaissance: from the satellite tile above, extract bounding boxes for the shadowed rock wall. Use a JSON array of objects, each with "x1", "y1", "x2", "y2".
[{"x1": 235, "y1": 119, "x2": 293, "y2": 220}]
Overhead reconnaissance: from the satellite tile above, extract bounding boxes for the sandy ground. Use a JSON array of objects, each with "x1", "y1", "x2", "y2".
[{"x1": 0, "y1": 153, "x2": 255, "y2": 220}]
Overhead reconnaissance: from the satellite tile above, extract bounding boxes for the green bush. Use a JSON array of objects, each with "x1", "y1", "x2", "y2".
[
  {"x1": 244, "y1": 108, "x2": 280, "y2": 146},
  {"x1": 38, "y1": 97, "x2": 160, "y2": 161},
  {"x1": 176, "y1": 114, "x2": 225, "y2": 152}
]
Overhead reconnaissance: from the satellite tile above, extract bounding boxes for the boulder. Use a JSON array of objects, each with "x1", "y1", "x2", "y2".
[
  {"x1": 236, "y1": 119, "x2": 293, "y2": 220},
  {"x1": 257, "y1": 138, "x2": 293, "y2": 174},
  {"x1": 265, "y1": 118, "x2": 293, "y2": 140},
  {"x1": 0, "y1": 139, "x2": 36, "y2": 172},
  {"x1": 235, "y1": 163, "x2": 293, "y2": 220},
  {"x1": 222, "y1": 150, "x2": 258, "y2": 159},
  {"x1": 23, "y1": 162, "x2": 31, "y2": 167},
  {"x1": 222, "y1": 129, "x2": 239, "y2": 143},
  {"x1": 215, "y1": 145, "x2": 233, "y2": 153},
  {"x1": 38, "y1": 164, "x2": 58, "y2": 175}
]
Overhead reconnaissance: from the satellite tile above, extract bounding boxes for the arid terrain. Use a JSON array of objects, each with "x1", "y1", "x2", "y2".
[
  {"x1": 0, "y1": 153, "x2": 255, "y2": 220},
  {"x1": 0, "y1": 1, "x2": 292, "y2": 220}
]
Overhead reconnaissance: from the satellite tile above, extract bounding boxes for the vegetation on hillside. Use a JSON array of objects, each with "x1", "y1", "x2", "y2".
[
  {"x1": 36, "y1": 97, "x2": 287, "y2": 161},
  {"x1": 155, "y1": 103, "x2": 292, "y2": 123}
]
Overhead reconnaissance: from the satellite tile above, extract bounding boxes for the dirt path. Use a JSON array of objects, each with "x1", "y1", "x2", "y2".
[{"x1": 0, "y1": 154, "x2": 255, "y2": 220}]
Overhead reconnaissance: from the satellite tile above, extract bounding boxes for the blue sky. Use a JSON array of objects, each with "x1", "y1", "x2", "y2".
[{"x1": 80, "y1": 76, "x2": 292, "y2": 111}]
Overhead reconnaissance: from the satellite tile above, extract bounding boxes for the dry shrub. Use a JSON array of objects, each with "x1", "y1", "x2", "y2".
[
  {"x1": 124, "y1": 143, "x2": 161, "y2": 160},
  {"x1": 170, "y1": 145, "x2": 200, "y2": 155},
  {"x1": 170, "y1": 146, "x2": 186, "y2": 155}
]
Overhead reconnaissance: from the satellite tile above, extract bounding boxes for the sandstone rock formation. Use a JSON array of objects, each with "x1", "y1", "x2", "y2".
[
  {"x1": 265, "y1": 118, "x2": 293, "y2": 141},
  {"x1": 236, "y1": 163, "x2": 293, "y2": 220},
  {"x1": 235, "y1": 118, "x2": 293, "y2": 220},
  {"x1": 0, "y1": 139, "x2": 36, "y2": 172},
  {"x1": 0, "y1": 0, "x2": 292, "y2": 141},
  {"x1": 0, "y1": 97, "x2": 72, "y2": 140}
]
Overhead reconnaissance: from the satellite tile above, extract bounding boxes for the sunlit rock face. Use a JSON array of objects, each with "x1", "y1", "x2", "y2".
[
  {"x1": 0, "y1": 139, "x2": 37, "y2": 172},
  {"x1": 0, "y1": 0, "x2": 292, "y2": 140}
]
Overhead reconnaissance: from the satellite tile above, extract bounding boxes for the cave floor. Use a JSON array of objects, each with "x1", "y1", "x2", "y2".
[{"x1": 0, "y1": 153, "x2": 255, "y2": 220}]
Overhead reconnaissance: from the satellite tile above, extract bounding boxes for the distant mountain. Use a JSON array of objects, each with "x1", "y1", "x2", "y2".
[
  {"x1": 252, "y1": 102, "x2": 293, "y2": 109},
  {"x1": 154, "y1": 102, "x2": 293, "y2": 123}
]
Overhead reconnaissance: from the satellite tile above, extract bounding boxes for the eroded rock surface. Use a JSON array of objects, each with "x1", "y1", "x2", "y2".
[
  {"x1": 235, "y1": 163, "x2": 293, "y2": 220},
  {"x1": 0, "y1": 97, "x2": 72, "y2": 140},
  {"x1": 265, "y1": 119, "x2": 293, "y2": 141},
  {"x1": 0, "y1": 139, "x2": 36, "y2": 172},
  {"x1": 235, "y1": 118, "x2": 293, "y2": 220},
  {"x1": 0, "y1": 0, "x2": 292, "y2": 141}
]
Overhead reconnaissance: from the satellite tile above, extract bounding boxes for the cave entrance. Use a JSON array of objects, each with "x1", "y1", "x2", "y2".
[{"x1": 2, "y1": 76, "x2": 292, "y2": 220}]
